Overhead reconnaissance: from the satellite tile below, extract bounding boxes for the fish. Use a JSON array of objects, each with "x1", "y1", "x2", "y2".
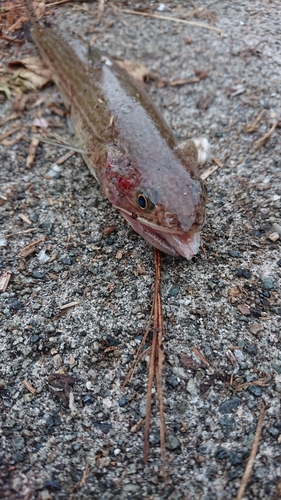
[{"x1": 25, "y1": 0, "x2": 208, "y2": 259}]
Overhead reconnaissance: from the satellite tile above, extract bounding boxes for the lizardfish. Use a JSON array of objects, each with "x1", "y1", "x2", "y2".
[{"x1": 25, "y1": 0, "x2": 208, "y2": 259}]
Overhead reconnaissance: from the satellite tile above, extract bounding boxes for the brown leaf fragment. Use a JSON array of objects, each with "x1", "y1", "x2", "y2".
[
  {"x1": 0, "y1": 271, "x2": 11, "y2": 293},
  {"x1": 179, "y1": 353, "x2": 203, "y2": 371},
  {"x1": 234, "y1": 376, "x2": 270, "y2": 393},
  {"x1": 7, "y1": 16, "x2": 28, "y2": 33},
  {"x1": 26, "y1": 137, "x2": 40, "y2": 169},
  {"x1": 48, "y1": 373, "x2": 75, "y2": 407},
  {"x1": 200, "y1": 380, "x2": 213, "y2": 395},
  {"x1": 8, "y1": 56, "x2": 52, "y2": 89},
  {"x1": 228, "y1": 286, "x2": 242, "y2": 298},
  {"x1": 48, "y1": 373, "x2": 75, "y2": 388},
  {"x1": 249, "y1": 323, "x2": 264, "y2": 335},
  {"x1": 115, "y1": 249, "x2": 123, "y2": 259},
  {"x1": 12, "y1": 93, "x2": 30, "y2": 111},
  {"x1": 33, "y1": 0, "x2": 46, "y2": 19},
  {"x1": 255, "y1": 182, "x2": 270, "y2": 191},
  {"x1": 201, "y1": 164, "x2": 218, "y2": 181},
  {"x1": 193, "y1": 347, "x2": 210, "y2": 368},
  {"x1": 195, "y1": 69, "x2": 208, "y2": 80},
  {"x1": 18, "y1": 238, "x2": 44, "y2": 258},
  {"x1": 0, "y1": 112, "x2": 22, "y2": 126},
  {"x1": 59, "y1": 301, "x2": 80, "y2": 310},
  {"x1": 196, "y1": 92, "x2": 213, "y2": 111},
  {"x1": 102, "y1": 225, "x2": 116, "y2": 236},
  {"x1": 191, "y1": 309, "x2": 208, "y2": 316},
  {"x1": 46, "y1": 103, "x2": 66, "y2": 116},
  {"x1": 19, "y1": 213, "x2": 32, "y2": 225},
  {"x1": 213, "y1": 157, "x2": 224, "y2": 168},
  {"x1": 23, "y1": 380, "x2": 36, "y2": 395},
  {"x1": 237, "y1": 304, "x2": 251, "y2": 316},
  {"x1": 48, "y1": 272, "x2": 58, "y2": 280},
  {"x1": 165, "y1": 71, "x2": 208, "y2": 87},
  {"x1": 116, "y1": 59, "x2": 150, "y2": 83},
  {"x1": 0, "y1": 125, "x2": 21, "y2": 142},
  {"x1": 2, "y1": 131, "x2": 25, "y2": 147},
  {"x1": 131, "y1": 418, "x2": 145, "y2": 433},
  {"x1": 134, "y1": 262, "x2": 146, "y2": 276}
]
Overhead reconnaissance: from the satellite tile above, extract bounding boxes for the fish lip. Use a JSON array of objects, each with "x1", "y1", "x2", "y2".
[
  {"x1": 113, "y1": 205, "x2": 183, "y2": 235},
  {"x1": 118, "y1": 208, "x2": 201, "y2": 259}
]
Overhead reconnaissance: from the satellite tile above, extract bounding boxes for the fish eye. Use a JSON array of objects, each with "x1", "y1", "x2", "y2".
[
  {"x1": 137, "y1": 190, "x2": 155, "y2": 213},
  {"x1": 137, "y1": 194, "x2": 147, "y2": 210}
]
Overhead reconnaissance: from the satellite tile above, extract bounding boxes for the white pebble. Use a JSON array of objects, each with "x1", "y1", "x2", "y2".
[
  {"x1": 0, "y1": 237, "x2": 7, "y2": 247},
  {"x1": 38, "y1": 249, "x2": 50, "y2": 263}
]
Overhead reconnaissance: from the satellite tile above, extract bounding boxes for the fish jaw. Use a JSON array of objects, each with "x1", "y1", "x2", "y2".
[{"x1": 119, "y1": 210, "x2": 201, "y2": 259}]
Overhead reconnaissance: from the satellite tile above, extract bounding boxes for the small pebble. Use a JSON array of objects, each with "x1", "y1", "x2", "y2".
[
  {"x1": 118, "y1": 396, "x2": 127, "y2": 407},
  {"x1": 187, "y1": 378, "x2": 197, "y2": 395},
  {"x1": 261, "y1": 275, "x2": 274, "y2": 290},
  {"x1": 272, "y1": 222, "x2": 281, "y2": 235},
  {"x1": 32, "y1": 271, "x2": 45, "y2": 279},
  {"x1": 168, "y1": 286, "x2": 180, "y2": 297},
  {"x1": 61, "y1": 256, "x2": 72, "y2": 266},
  {"x1": 0, "y1": 237, "x2": 7, "y2": 246},
  {"x1": 165, "y1": 435, "x2": 181, "y2": 450},
  {"x1": 248, "y1": 386, "x2": 262, "y2": 396},
  {"x1": 93, "y1": 422, "x2": 111, "y2": 434},
  {"x1": 229, "y1": 250, "x2": 240, "y2": 258},
  {"x1": 52, "y1": 354, "x2": 62, "y2": 368},
  {"x1": 219, "y1": 397, "x2": 241, "y2": 414},
  {"x1": 215, "y1": 447, "x2": 228, "y2": 460},
  {"x1": 268, "y1": 232, "x2": 279, "y2": 242},
  {"x1": 229, "y1": 451, "x2": 243, "y2": 465},
  {"x1": 10, "y1": 299, "x2": 22, "y2": 311}
]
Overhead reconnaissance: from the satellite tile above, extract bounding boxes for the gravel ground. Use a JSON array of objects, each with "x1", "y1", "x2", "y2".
[{"x1": 1, "y1": 1, "x2": 281, "y2": 499}]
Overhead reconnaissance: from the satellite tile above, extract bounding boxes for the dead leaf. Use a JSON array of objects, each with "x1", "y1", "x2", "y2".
[
  {"x1": 102, "y1": 225, "x2": 116, "y2": 236},
  {"x1": 179, "y1": 353, "x2": 203, "y2": 371},
  {"x1": 116, "y1": 60, "x2": 150, "y2": 83},
  {"x1": 0, "y1": 271, "x2": 11, "y2": 293},
  {"x1": 237, "y1": 304, "x2": 250, "y2": 316},
  {"x1": 228, "y1": 286, "x2": 241, "y2": 298},
  {"x1": 8, "y1": 56, "x2": 52, "y2": 89},
  {"x1": 249, "y1": 323, "x2": 264, "y2": 335}
]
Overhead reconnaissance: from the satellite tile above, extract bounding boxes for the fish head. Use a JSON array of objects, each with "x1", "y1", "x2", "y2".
[{"x1": 102, "y1": 142, "x2": 206, "y2": 259}]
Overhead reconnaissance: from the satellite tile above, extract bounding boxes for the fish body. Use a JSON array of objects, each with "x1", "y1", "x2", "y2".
[{"x1": 25, "y1": 1, "x2": 207, "y2": 259}]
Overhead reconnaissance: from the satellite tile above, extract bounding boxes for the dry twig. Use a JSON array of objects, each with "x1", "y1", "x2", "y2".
[
  {"x1": 254, "y1": 120, "x2": 278, "y2": 150},
  {"x1": 0, "y1": 271, "x2": 11, "y2": 293},
  {"x1": 119, "y1": 8, "x2": 223, "y2": 35},
  {"x1": 244, "y1": 109, "x2": 266, "y2": 133},
  {"x1": 192, "y1": 346, "x2": 210, "y2": 367},
  {"x1": 201, "y1": 164, "x2": 218, "y2": 181},
  {"x1": 236, "y1": 405, "x2": 265, "y2": 500},
  {"x1": 143, "y1": 250, "x2": 166, "y2": 478},
  {"x1": 23, "y1": 380, "x2": 36, "y2": 395},
  {"x1": 18, "y1": 237, "x2": 44, "y2": 258},
  {"x1": 26, "y1": 137, "x2": 40, "y2": 169}
]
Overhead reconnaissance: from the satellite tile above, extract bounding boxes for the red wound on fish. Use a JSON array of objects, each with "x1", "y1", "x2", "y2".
[{"x1": 118, "y1": 177, "x2": 133, "y2": 190}]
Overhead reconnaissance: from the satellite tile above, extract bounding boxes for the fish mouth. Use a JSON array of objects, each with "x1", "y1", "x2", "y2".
[{"x1": 118, "y1": 210, "x2": 201, "y2": 259}]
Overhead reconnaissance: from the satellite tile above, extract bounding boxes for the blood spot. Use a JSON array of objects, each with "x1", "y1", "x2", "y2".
[{"x1": 118, "y1": 177, "x2": 133, "y2": 190}]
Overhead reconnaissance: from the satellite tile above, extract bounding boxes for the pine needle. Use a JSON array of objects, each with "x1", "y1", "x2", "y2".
[{"x1": 236, "y1": 404, "x2": 265, "y2": 500}]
